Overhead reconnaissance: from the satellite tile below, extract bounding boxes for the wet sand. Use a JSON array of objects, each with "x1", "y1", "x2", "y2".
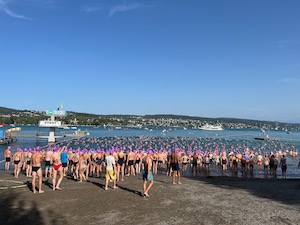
[{"x1": 0, "y1": 172, "x2": 300, "y2": 225}]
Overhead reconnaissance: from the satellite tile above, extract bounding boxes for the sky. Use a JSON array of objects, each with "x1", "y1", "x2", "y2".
[{"x1": 0, "y1": 0, "x2": 300, "y2": 123}]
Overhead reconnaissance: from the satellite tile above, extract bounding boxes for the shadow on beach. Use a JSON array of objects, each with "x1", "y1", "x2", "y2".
[
  {"x1": 186, "y1": 175, "x2": 300, "y2": 206},
  {"x1": 0, "y1": 188, "x2": 66, "y2": 225},
  {"x1": 0, "y1": 191, "x2": 45, "y2": 225}
]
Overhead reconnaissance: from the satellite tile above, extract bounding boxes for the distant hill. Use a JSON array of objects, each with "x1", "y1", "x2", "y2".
[
  {"x1": 0, "y1": 106, "x2": 22, "y2": 114},
  {"x1": 0, "y1": 106, "x2": 298, "y2": 126},
  {"x1": 143, "y1": 114, "x2": 283, "y2": 125}
]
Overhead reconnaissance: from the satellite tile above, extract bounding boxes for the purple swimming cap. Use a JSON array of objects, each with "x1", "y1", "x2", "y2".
[{"x1": 148, "y1": 150, "x2": 153, "y2": 154}]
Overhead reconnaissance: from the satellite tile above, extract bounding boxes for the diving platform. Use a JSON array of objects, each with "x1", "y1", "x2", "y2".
[{"x1": 39, "y1": 109, "x2": 67, "y2": 143}]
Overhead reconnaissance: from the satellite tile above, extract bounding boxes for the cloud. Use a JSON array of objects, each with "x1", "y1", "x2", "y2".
[
  {"x1": 82, "y1": 6, "x2": 102, "y2": 13},
  {"x1": 277, "y1": 39, "x2": 299, "y2": 49},
  {"x1": 277, "y1": 40, "x2": 299, "y2": 45},
  {"x1": 277, "y1": 78, "x2": 300, "y2": 84},
  {"x1": 0, "y1": 0, "x2": 30, "y2": 19},
  {"x1": 109, "y1": 3, "x2": 141, "y2": 17}
]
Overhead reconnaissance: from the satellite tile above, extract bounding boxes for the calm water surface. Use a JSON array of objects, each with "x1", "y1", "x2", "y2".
[{"x1": 1, "y1": 125, "x2": 300, "y2": 178}]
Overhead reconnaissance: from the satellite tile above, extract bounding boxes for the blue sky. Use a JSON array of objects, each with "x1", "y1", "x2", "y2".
[{"x1": 0, "y1": 0, "x2": 299, "y2": 123}]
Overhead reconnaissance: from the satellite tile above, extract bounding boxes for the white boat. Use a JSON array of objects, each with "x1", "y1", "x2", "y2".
[
  {"x1": 59, "y1": 125, "x2": 70, "y2": 129},
  {"x1": 115, "y1": 126, "x2": 122, "y2": 130},
  {"x1": 161, "y1": 129, "x2": 167, "y2": 134},
  {"x1": 199, "y1": 124, "x2": 224, "y2": 131}
]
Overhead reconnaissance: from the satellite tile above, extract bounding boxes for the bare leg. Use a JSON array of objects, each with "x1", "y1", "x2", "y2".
[
  {"x1": 14, "y1": 164, "x2": 17, "y2": 177},
  {"x1": 113, "y1": 179, "x2": 117, "y2": 189},
  {"x1": 56, "y1": 168, "x2": 64, "y2": 189},
  {"x1": 143, "y1": 181, "x2": 147, "y2": 193},
  {"x1": 38, "y1": 169, "x2": 44, "y2": 193},
  {"x1": 172, "y1": 171, "x2": 176, "y2": 184},
  {"x1": 121, "y1": 165, "x2": 125, "y2": 181},
  {"x1": 116, "y1": 165, "x2": 120, "y2": 181},
  {"x1": 52, "y1": 169, "x2": 57, "y2": 190},
  {"x1": 131, "y1": 165, "x2": 135, "y2": 176},
  {"x1": 97, "y1": 165, "x2": 100, "y2": 177},
  {"x1": 32, "y1": 171, "x2": 37, "y2": 193},
  {"x1": 105, "y1": 179, "x2": 109, "y2": 190},
  {"x1": 16, "y1": 164, "x2": 21, "y2": 178},
  {"x1": 144, "y1": 181, "x2": 154, "y2": 197},
  {"x1": 75, "y1": 166, "x2": 79, "y2": 180},
  {"x1": 85, "y1": 165, "x2": 89, "y2": 180},
  {"x1": 177, "y1": 171, "x2": 181, "y2": 184}
]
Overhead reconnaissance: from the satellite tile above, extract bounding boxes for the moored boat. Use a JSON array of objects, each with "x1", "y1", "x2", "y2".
[{"x1": 199, "y1": 124, "x2": 224, "y2": 131}]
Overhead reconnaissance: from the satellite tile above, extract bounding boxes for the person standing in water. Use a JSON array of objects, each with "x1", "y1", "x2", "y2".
[{"x1": 280, "y1": 154, "x2": 287, "y2": 179}]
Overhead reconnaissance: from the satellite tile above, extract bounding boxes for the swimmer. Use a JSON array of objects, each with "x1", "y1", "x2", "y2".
[
  {"x1": 45, "y1": 148, "x2": 53, "y2": 178},
  {"x1": 221, "y1": 153, "x2": 228, "y2": 173},
  {"x1": 117, "y1": 150, "x2": 125, "y2": 181},
  {"x1": 4, "y1": 146, "x2": 12, "y2": 171},
  {"x1": 170, "y1": 149, "x2": 181, "y2": 185},
  {"x1": 31, "y1": 148, "x2": 44, "y2": 194},
  {"x1": 96, "y1": 150, "x2": 104, "y2": 178},
  {"x1": 26, "y1": 149, "x2": 32, "y2": 177},
  {"x1": 79, "y1": 152, "x2": 87, "y2": 182},
  {"x1": 181, "y1": 153, "x2": 189, "y2": 176},
  {"x1": 61, "y1": 149, "x2": 68, "y2": 177},
  {"x1": 152, "y1": 151, "x2": 158, "y2": 175},
  {"x1": 126, "y1": 148, "x2": 135, "y2": 176},
  {"x1": 142, "y1": 151, "x2": 154, "y2": 197},
  {"x1": 13, "y1": 149, "x2": 22, "y2": 178},
  {"x1": 51, "y1": 146, "x2": 64, "y2": 191},
  {"x1": 135, "y1": 150, "x2": 142, "y2": 175},
  {"x1": 280, "y1": 155, "x2": 287, "y2": 179}
]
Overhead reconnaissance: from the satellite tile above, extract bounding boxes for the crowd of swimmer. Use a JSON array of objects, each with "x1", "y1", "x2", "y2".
[{"x1": 3, "y1": 136, "x2": 299, "y2": 193}]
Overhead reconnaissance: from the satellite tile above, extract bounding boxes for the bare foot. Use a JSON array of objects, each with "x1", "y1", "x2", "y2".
[
  {"x1": 39, "y1": 190, "x2": 44, "y2": 194},
  {"x1": 178, "y1": 182, "x2": 182, "y2": 185},
  {"x1": 113, "y1": 186, "x2": 118, "y2": 189},
  {"x1": 105, "y1": 187, "x2": 108, "y2": 191},
  {"x1": 56, "y1": 187, "x2": 62, "y2": 191},
  {"x1": 144, "y1": 192, "x2": 150, "y2": 197}
]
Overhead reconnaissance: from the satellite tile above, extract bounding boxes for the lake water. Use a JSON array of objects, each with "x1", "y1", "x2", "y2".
[{"x1": 1, "y1": 125, "x2": 300, "y2": 178}]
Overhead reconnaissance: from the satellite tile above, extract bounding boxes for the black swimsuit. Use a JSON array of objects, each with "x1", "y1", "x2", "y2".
[
  {"x1": 32, "y1": 166, "x2": 40, "y2": 172},
  {"x1": 118, "y1": 157, "x2": 125, "y2": 165}
]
